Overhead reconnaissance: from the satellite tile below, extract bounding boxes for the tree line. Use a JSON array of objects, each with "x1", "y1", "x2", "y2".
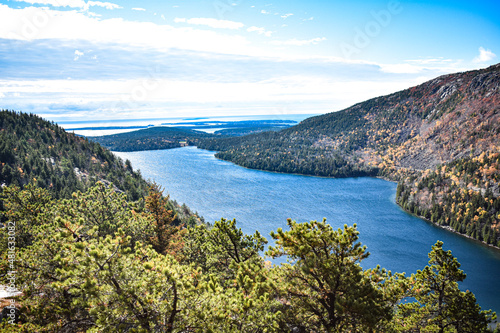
[{"x1": 397, "y1": 151, "x2": 500, "y2": 247}]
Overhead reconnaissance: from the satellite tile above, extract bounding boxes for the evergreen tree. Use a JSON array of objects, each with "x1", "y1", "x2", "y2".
[
  {"x1": 267, "y1": 219, "x2": 392, "y2": 332},
  {"x1": 144, "y1": 183, "x2": 185, "y2": 259},
  {"x1": 394, "y1": 241, "x2": 495, "y2": 332}
]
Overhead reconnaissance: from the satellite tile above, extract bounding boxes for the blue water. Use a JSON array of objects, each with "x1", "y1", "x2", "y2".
[
  {"x1": 61, "y1": 114, "x2": 316, "y2": 136},
  {"x1": 114, "y1": 146, "x2": 500, "y2": 315}
]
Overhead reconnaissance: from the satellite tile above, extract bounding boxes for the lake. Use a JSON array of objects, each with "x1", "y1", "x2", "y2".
[{"x1": 114, "y1": 146, "x2": 500, "y2": 315}]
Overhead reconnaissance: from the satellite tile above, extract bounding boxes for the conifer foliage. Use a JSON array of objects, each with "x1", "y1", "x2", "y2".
[
  {"x1": 267, "y1": 219, "x2": 391, "y2": 332},
  {"x1": 0, "y1": 109, "x2": 148, "y2": 201},
  {"x1": 394, "y1": 241, "x2": 495, "y2": 332},
  {"x1": 145, "y1": 183, "x2": 185, "y2": 258},
  {"x1": 0, "y1": 183, "x2": 495, "y2": 332}
]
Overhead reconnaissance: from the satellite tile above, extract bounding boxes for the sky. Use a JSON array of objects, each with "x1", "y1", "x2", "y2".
[{"x1": 0, "y1": 0, "x2": 499, "y2": 122}]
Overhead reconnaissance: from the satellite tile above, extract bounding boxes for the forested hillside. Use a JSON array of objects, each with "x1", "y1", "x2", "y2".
[
  {"x1": 0, "y1": 110, "x2": 202, "y2": 225},
  {"x1": 90, "y1": 126, "x2": 211, "y2": 152},
  {"x1": 0, "y1": 181, "x2": 496, "y2": 332},
  {"x1": 90, "y1": 119, "x2": 296, "y2": 152},
  {"x1": 197, "y1": 64, "x2": 500, "y2": 247},
  {"x1": 0, "y1": 110, "x2": 147, "y2": 200}
]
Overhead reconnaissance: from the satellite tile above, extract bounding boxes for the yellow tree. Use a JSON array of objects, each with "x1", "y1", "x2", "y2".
[{"x1": 145, "y1": 183, "x2": 185, "y2": 259}]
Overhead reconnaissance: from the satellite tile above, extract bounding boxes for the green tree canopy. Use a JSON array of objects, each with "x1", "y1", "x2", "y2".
[
  {"x1": 267, "y1": 219, "x2": 392, "y2": 332},
  {"x1": 394, "y1": 241, "x2": 496, "y2": 332}
]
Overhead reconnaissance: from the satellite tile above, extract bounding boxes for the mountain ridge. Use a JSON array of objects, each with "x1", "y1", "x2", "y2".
[{"x1": 196, "y1": 63, "x2": 500, "y2": 246}]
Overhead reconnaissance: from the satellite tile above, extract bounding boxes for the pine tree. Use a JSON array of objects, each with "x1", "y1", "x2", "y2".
[
  {"x1": 267, "y1": 219, "x2": 392, "y2": 332},
  {"x1": 394, "y1": 241, "x2": 495, "y2": 332},
  {"x1": 145, "y1": 183, "x2": 185, "y2": 259}
]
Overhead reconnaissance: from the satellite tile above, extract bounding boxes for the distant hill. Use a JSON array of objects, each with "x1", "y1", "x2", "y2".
[
  {"x1": 197, "y1": 64, "x2": 500, "y2": 247},
  {"x1": 89, "y1": 120, "x2": 297, "y2": 152},
  {"x1": 89, "y1": 126, "x2": 211, "y2": 151}
]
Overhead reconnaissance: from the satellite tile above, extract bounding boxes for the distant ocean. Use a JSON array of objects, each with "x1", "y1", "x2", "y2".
[{"x1": 58, "y1": 114, "x2": 317, "y2": 137}]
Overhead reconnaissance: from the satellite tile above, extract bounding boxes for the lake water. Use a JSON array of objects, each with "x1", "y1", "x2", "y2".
[{"x1": 114, "y1": 146, "x2": 500, "y2": 315}]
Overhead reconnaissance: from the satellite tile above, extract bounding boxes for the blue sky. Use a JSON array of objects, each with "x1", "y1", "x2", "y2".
[{"x1": 0, "y1": 0, "x2": 499, "y2": 121}]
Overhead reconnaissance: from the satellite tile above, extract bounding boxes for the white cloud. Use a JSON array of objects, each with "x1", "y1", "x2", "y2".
[
  {"x1": 14, "y1": 0, "x2": 121, "y2": 9},
  {"x1": 280, "y1": 13, "x2": 293, "y2": 19},
  {"x1": 174, "y1": 17, "x2": 244, "y2": 30},
  {"x1": 261, "y1": 10, "x2": 269, "y2": 14},
  {"x1": 378, "y1": 58, "x2": 470, "y2": 75},
  {"x1": 379, "y1": 63, "x2": 423, "y2": 74},
  {"x1": 15, "y1": 0, "x2": 86, "y2": 7},
  {"x1": 376, "y1": 55, "x2": 467, "y2": 74},
  {"x1": 271, "y1": 37, "x2": 326, "y2": 46},
  {"x1": 0, "y1": 6, "x2": 257, "y2": 55},
  {"x1": 0, "y1": 5, "x2": 474, "y2": 74},
  {"x1": 74, "y1": 49, "x2": 84, "y2": 60},
  {"x1": 0, "y1": 5, "x2": 332, "y2": 58},
  {"x1": 0, "y1": 4, "x2": 480, "y2": 120},
  {"x1": 473, "y1": 47, "x2": 496, "y2": 63},
  {"x1": 87, "y1": 11, "x2": 101, "y2": 17},
  {"x1": 0, "y1": 75, "x2": 415, "y2": 114},
  {"x1": 406, "y1": 58, "x2": 453, "y2": 65},
  {"x1": 87, "y1": 1, "x2": 121, "y2": 10},
  {"x1": 247, "y1": 26, "x2": 272, "y2": 37},
  {"x1": 132, "y1": 8, "x2": 146, "y2": 11},
  {"x1": 0, "y1": 70, "x2": 433, "y2": 120}
]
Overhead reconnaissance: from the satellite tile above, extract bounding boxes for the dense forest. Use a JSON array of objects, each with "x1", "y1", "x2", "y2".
[
  {"x1": 0, "y1": 181, "x2": 497, "y2": 332},
  {"x1": 397, "y1": 152, "x2": 500, "y2": 246},
  {"x1": 0, "y1": 110, "x2": 202, "y2": 226},
  {"x1": 196, "y1": 131, "x2": 378, "y2": 178},
  {"x1": 0, "y1": 110, "x2": 148, "y2": 200},
  {"x1": 89, "y1": 127, "x2": 211, "y2": 152}
]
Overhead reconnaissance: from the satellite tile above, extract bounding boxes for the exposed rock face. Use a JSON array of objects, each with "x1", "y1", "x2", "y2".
[{"x1": 337, "y1": 63, "x2": 500, "y2": 174}]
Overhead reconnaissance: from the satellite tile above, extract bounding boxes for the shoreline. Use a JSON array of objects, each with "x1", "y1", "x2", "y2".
[
  {"x1": 396, "y1": 200, "x2": 500, "y2": 251},
  {"x1": 375, "y1": 175, "x2": 398, "y2": 184},
  {"x1": 209, "y1": 148, "x2": 500, "y2": 252},
  {"x1": 206, "y1": 148, "x2": 379, "y2": 180},
  {"x1": 114, "y1": 146, "x2": 500, "y2": 252}
]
